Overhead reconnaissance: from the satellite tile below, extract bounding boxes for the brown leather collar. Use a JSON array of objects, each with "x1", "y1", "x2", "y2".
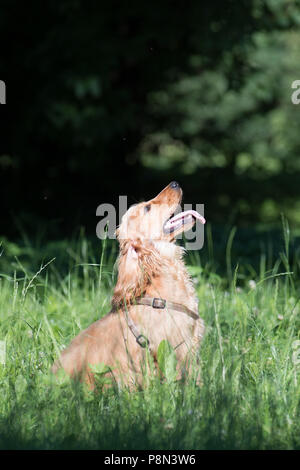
[
  {"x1": 134, "y1": 296, "x2": 199, "y2": 321},
  {"x1": 110, "y1": 296, "x2": 199, "y2": 350}
]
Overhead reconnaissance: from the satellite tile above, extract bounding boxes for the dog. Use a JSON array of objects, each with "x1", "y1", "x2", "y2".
[{"x1": 52, "y1": 182, "x2": 206, "y2": 388}]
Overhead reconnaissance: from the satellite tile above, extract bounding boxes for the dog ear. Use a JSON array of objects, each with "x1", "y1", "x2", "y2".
[
  {"x1": 112, "y1": 240, "x2": 144, "y2": 308},
  {"x1": 112, "y1": 239, "x2": 164, "y2": 309}
]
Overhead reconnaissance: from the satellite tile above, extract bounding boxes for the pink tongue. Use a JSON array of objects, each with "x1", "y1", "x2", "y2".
[{"x1": 169, "y1": 210, "x2": 206, "y2": 225}]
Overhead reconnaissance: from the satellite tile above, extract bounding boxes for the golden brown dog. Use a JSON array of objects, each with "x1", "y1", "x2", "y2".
[{"x1": 52, "y1": 182, "x2": 206, "y2": 388}]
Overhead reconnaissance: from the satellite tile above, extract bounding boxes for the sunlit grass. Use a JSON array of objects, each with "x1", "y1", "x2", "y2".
[{"x1": 0, "y1": 225, "x2": 299, "y2": 449}]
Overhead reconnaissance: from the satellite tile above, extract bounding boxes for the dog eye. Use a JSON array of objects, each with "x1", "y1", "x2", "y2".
[{"x1": 144, "y1": 204, "x2": 151, "y2": 214}]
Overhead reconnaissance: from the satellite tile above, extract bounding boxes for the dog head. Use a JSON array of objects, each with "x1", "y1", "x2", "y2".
[
  {"x1": 117, "y1": 181, "x2": 205, "y2": 243},
  {"x1": 112, "y1": 182, "x2": 205, "y2": 307}
]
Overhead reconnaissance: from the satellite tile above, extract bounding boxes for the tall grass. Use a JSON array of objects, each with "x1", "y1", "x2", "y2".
[{"x1": 0, "y1": 224, "x2": 299, "y2": 450}]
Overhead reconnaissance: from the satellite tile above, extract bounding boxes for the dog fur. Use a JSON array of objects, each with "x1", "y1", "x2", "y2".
[{"x1": 52, "y1": 182, "x2": 205, "y2": 388}]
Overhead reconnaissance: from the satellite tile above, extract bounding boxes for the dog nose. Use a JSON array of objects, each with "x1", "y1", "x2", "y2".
[{"x1": 170, "y1": 181, "x2": 180, "y2": 190}]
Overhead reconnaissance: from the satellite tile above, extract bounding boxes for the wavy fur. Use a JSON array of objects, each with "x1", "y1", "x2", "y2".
[{"x1": 52, "y1": 183, "x2": 205, "y2": 388}]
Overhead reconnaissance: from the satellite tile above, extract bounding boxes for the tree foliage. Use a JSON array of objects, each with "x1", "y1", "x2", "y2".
[{"x1": 1, "y1": 0, "x2": 300, "y2": 235}]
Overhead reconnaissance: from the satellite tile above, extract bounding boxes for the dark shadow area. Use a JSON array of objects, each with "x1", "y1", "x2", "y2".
[{"x1": 1, "y1": 1, "x2": 300, "y2": 240}]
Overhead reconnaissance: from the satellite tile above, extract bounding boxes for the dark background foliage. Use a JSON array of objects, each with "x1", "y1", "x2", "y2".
[{"x1": 1, "y1": 0, "x2": 300, "y2": 240}]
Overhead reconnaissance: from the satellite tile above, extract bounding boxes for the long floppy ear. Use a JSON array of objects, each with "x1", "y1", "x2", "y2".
[
  {"x1": 112, "y1": 239, "x2": 163, "y2": 308},
  {"x1": 112, "y1": 240, "x2": 143, "y2": 308}
]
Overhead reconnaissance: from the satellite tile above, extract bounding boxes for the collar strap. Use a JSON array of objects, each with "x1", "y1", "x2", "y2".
[
  {"x1": 110, "y1": 303, "x2": 151, "y2": 349},
  {"x1": 110, "y1": 297, "x2": 199, "y2": 351},
  {"x1": 135, "y1": 297, "x2": 199, "y2": 321},
  {"x1": 124, "y1": 309, "x2": 150, "y2": 349}
]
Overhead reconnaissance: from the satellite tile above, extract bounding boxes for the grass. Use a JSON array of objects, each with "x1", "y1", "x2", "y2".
[{"x1": 0, "y1": 223, "x2": 299, "y2": 450}]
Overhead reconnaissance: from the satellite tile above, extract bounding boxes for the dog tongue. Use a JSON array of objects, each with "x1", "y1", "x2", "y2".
[{"x1": 168, "y1": 210, "x2": 206, "y2": 226}]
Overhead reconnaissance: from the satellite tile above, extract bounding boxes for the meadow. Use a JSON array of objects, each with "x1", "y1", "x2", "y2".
[{"x1": 0, "y1": 221, "x2": 299, "y2": 450}]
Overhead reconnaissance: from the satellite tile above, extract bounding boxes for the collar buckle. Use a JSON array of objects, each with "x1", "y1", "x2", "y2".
[
  {"x1": 152, "y1": 297, "x2": 166, "y2": 309},
  {"x1": 136, "y1": 334, "x2": 150, "y2": 348}
]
